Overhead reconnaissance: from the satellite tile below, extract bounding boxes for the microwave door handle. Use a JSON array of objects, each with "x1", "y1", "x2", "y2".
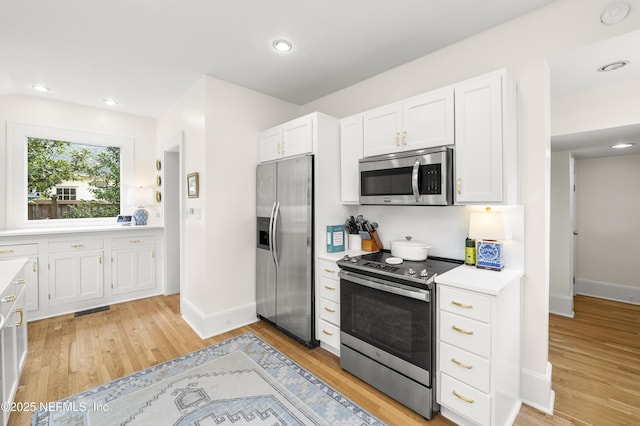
[
  {"x1": 412, "y1": 159, "x2": 420, "y2": 202},
  {"x1": 272, "y1": 201, "x2": 280, "y2": 269}
]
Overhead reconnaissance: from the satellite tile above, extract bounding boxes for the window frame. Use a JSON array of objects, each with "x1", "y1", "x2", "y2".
[{"x1": 7, "y1": 122, "x2": 134, "y2": 229}]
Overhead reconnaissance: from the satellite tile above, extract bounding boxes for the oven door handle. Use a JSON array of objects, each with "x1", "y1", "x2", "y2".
[{"x1": 339, "y1": 270, "x2": 430, "y2": 302}]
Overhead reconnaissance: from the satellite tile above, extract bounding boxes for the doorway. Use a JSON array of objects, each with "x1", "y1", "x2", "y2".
[{"x1": 162, "y1": 132, "x2": 184, "y2": 296}]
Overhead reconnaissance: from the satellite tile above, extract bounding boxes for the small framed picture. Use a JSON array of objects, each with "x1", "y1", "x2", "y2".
[{"x1": 187, "y1": 172, "x2": 199, "y2": 198}]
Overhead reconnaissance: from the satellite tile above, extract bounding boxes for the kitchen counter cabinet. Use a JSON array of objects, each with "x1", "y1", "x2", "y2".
[
  {"x1": 0, "y1": 258, "x2": 28, "y2": 426},
  {"x1": 259, "y1": 114, "x2": 314, "y2": 162},
  {"x1": 0, "y1": 244, "x2": 38, "y2": 312},
  {"x1": 435, "y1": 266, "x2": 523, "y2": 426},
  {"x1": 111, "y1": 236, "x2": 156, "y2": 295}
]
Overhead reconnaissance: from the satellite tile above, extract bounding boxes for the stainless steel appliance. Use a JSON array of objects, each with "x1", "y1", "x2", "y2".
[
  {"x1": 256, "y1": 154, "x2": 318, "y2": 347},
  {"x1": 337, "y1": 251, "x2": 462, "y2": 419},
  {"x1": 359, "y1": 146, "x2": 453, "y2": 205}
]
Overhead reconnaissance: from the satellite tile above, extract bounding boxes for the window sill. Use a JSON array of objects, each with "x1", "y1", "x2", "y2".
[{"x1": 0, "y1": 224, "x2": 163, "y2": 238}]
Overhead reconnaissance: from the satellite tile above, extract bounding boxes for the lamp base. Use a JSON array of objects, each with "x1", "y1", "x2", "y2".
[
  {"x1": 476, "y1": 240, "x2": 504, "y2": 271},
  {"x1": 133, "y1": 207, "x2": 149, "y2": 225}
]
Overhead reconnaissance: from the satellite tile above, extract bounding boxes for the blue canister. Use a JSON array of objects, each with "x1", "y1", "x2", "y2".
[{"x1": 326, "y1": 225, "x2": 345, "y2": 253}]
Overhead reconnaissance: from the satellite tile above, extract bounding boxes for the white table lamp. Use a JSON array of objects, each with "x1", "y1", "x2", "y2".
[
  {"x1": 127, "y1": 186, "x2": 154, "y2": 225},
  {"x1": 468, "y1": 207, "x2": 511, "y2": 270}
]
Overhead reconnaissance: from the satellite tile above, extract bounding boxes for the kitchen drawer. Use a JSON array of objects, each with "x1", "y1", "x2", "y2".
[
  {"x1": 318, "y1": 319, "x2": 340, "y2": 348},
  {"x1": 319, "y1": 276, "x2": 340, "y2": 303},
  {"x1": 440, "y1": 285, "x2": 491, "y2": 323},
  {"x1": 0, "y1": 244, "x2": 38, "y2": 259},
  {"x1": 440, "y1": 373, "x2": 491, "y2": 426},
  {"x1": 318, "y1": 259, "x2": 339, "y2": 280},
  {"x1": 319, "y1": 298, "x2": 340, "y2": 325},
  {"x1": 440, "y1": 310, "x2": 491, "y2": 358},
  {"x1": 49, "y1": 239, "x2": 104, "y2": 253},
  {"x1": 440, "y1": 341, "x2": 491, "y2": 393},
  {"x1": 111, "y1": 235, "x2": 156, "y2": 249}
]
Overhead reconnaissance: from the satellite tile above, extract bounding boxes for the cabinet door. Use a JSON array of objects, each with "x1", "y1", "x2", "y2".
[
  {"x1": 363, "y1": 103, "x2": 402, "y2": 157},
  {"x1": 111, "y1": 247, "x2": 156, "y2": 295},
  {"x1": 403, "y1": 87, "x2": 454, "y2": 150},
  {"x1": 259, "y1": 126, "x2": 282, "y2": 162},
  {"x1": 48, "y1": 252, "x2": 104, "y2": 305},
  {"x1": 340, "y1": 115, "x2": 363, "y2": 204},
  {"x1": 282, "y1": 115, "x2": 313, "y2": 158},
  {"x1": 454, "y1": 73, "x2": 503, "y2": 203}
]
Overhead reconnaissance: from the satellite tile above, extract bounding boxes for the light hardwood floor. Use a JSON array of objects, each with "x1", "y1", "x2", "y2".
[{"x1": 9, "y1": 294, "x2": 640, "y2": 425}]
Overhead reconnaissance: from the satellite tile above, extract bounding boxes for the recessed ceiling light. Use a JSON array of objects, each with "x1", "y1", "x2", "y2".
[
  {"x1": 597, "y1": 60, "x2": 630, "y2": 72},
  {"x1": 102, "y1": 98, "x2": 118, "y2": 106},
  {"x1": 32, "y1": 85, "x2": 51, "y2": 92},
  {"x1": 600, "y1": 2, "x2": 630, "y2": 25},
  {"x1": 611, "y1": 142, "x2": 635, "y2": 149},
  {"x1": 273, "y1": 39, "x2": 292, "y2": 52}
]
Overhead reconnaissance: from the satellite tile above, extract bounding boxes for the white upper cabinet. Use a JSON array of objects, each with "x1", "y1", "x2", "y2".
[
  {"x1": 339, "y1": 114, "x2": 363, "y2": 204},
  {"x1": 363, "y1": 87, "x2": 454, "y2": 157},
  {"x1": 454, "y1": 69, "x2": 517, "y2": 204},
  {"x1": 259, "y1": 115, "x2": 314, "y2": 162}
]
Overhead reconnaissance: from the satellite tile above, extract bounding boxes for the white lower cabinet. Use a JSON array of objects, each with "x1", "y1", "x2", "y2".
[
  {"x1": 48, "y1": 240, "x2": 104, "y2": 305},
  {"x1": 436, "y1": 267, "x2": 522, "y2": 426},
  {"x1": 111, "y1": 236, "x2": 156, "y2": 295},
  {"x1": 0, "y1": 244, "x2": 39, "y2": 312},
  {"x1": 1, "y1": 259, "x2": 28, "y2": 426},
  {"x1": 316, "y1": 255, "x2": 341, "y2": 355}
]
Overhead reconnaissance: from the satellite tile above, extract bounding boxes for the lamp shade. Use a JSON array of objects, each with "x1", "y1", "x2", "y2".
[
  {"x1": 468, "y1": 210, "x2": 512, "y2": 241},
  {"x1": 127, "y1": 186, "x2": 154, "y2": 207}
]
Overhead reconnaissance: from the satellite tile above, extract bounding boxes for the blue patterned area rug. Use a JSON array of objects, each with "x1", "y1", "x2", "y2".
[{"x1": 32, "y1": 332, "x2": 385, "y2": 425}]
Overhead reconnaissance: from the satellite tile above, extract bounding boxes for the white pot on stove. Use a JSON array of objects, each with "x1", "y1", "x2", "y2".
[{"x1": 390, "y1": 236, "x2": 431, "y2": 261}]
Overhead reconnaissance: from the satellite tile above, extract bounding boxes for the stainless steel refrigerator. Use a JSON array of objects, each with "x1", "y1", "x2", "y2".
[{"x1": 256, "y1": 154, "x2": 317, "y2": 347}]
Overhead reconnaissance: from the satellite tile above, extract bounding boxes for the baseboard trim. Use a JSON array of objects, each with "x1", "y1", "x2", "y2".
[
  {"x1": 181, "y1": 297, "x2": 259, "y2": 339},
  {"x1": 549, "y1": 293, "x2": 574, "y2": 317},
  {"x1": 521, "y1": 362, "x2": 555, "y2": 415},
  {"x1": 575, "y1": 278, "x2": 640, "y2": 305}
]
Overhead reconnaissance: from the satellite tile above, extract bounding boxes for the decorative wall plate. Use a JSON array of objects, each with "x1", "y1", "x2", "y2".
[
  {"x1": 156, "y1": 159, "x2": 161, "y2": 171},
  {"x1": 156, "y1": 175, "x2": 161, "y2": 187},
  {"x1": 155, "y1": 191, "x2": 161, "y2": 203}
]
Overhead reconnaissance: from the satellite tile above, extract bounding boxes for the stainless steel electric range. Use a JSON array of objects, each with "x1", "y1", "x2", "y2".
[{"x1": 337, "y1": 250, "x2": 462, "y2": 419}]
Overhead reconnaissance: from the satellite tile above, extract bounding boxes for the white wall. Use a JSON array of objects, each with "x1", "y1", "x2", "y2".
[
  {"x1": 299, "y1": 0, "x2": 640, "y2": 412},
  {"x1": 549, "y1": 151, "x2": 574, "y2": 316},
  {"x1": 0, "y1": 95, "x2": 157, "y2": 230},
  {"x1": 156, "y1": 75, "x2": 300, "y2": 337},
  {"x1": 575, "y1": 154, "x2": 640, "y2": 303}
]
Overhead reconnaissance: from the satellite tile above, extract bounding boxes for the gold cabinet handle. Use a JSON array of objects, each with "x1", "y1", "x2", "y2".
[
  {"x1": 457, "y1": 178, "x2": 462, "y2": 195},
  {"x1": 324, "y1": 307, "x2": 336, "y2": 313},
  {"x1": 402, "y1": 130, "x2": 407, "y2": 145},
  {"x1": 33, "y1": 262, "x2": 37, "y2": 272},
  {"x1": 15, "y1": 279, "x2": 26, "y2": 285},
  {"x1": 324, "y1": 268, "x2": 336, "y2": 274},
  {"x1": 451, "y1": 300, "x2": 473, "y2": 309},
  {"x1": 324, "y1": 285, "x2": 336, "y2": 291},
  {"x1": 451, "y1": 357, "x2": 473, "y2": 369},
  {"x1": 453, "y1": 390, "x2": 474, "y2": 404},
  {"x1": 15, "y1": 308, "x2": 23, "y2": 326},
  {"x1": 2, "y1": 295, "x2": 17, "y2": 303},
  {"x1": 322, "y1": 329, "x2": 334, "y2": 336},
  {"x1": 130, "y1": 239, "x2": 141, "y2": 243},
  {"x1": 452, "y1": 325, "x2": 474, "y2": 335},
  {"x1": 0, "y1": 249, "x2": 14, "y2": 254},
  {"x1": 395, "y1": 132, "x2": 400, "y2": 146},
  {"x1": 99, "y1": 256, "x2": 103, "y2": 265},
  {"x1": 71, "y1": 244, "x2": 85, "y2": 248}
]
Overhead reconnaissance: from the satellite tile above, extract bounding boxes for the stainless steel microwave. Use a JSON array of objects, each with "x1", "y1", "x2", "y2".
[{"x1": 359, "y1": 146, "x2": 453, "y2": 205}]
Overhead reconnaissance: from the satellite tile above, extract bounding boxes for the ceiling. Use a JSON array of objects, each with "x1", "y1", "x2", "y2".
[
  {"x1": 0, "y1": 0, "x2": 555, "y2": 118},
  {"x1": 550, "y1": 28, "x2": 640, "y2": 159}
]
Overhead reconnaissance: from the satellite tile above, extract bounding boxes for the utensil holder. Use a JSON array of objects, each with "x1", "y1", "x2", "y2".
[
  {"x1": 348, "y1": 234, "x2": 361, "y2": 250},
  {"x1": 362, "y1": 231, "x2": 381, "y2": 252}
]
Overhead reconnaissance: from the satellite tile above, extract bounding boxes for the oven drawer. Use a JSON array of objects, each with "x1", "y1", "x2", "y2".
[
  {"x1": 319, "y1": 276, "x2": 340, "y2": 303},
  {"x1": 318, "y1": 319, "x2": 340, "y2": 348},
  {"x1": 319, "y1": 298, "x2": 340, "y2": 325},
  {"x1": 440, "y1": 341, "x2": 490, "y2": 393},
  {"x1": 440, "y1": 373, "x2": 491, "y2": 426},
  {"x1": 440, "y1": 311, "x2": 490, "y2": 358},
  {"x1": 318, "y1": 259, "x2": 339, "y2": 280},
  {"x1": 439, "y1": 285, "x2": 490, "y2": 323}
]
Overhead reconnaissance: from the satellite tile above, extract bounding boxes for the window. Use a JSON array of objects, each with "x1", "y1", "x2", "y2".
[{"x1": 7, "y1": 122, "x2": 133, "y2": 229}]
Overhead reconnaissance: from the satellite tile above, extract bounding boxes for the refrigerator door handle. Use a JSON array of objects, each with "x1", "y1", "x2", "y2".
[
  {"x1": 272, "y1": 201, "x2": 280, "y2": 269},
  {"x1": 268, "y1": 201, "x2": 278, "y2": 268}
]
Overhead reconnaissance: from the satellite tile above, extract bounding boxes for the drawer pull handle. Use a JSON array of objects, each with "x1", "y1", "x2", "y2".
[
  {"x1": 33, "y1": 262, "x2": 37, "y2": 272},
  {"x1": 71, "y1": 244, "x2": 85, "y2": 248},
  {"x1": 15, "y1": 308, "x2": 23, "y2": 327},
  {"x1": 452, "y1": 325, "x2": 474, "y2": 335},
  {"x1": 453, "y1": 390, "x2": 474, "y2": 404},
  {"x1": 457, "y1": 178, "x2": 462, "y2": 195},
  {"x1": 451, "y1": 300, "x2": 473, "y2": 309},
  {"x1": 15, "y1": 279, "x2": 26, "y2": 285},
  {"x1": 0, "y1": 249, "x2": 14, "y2": 254},
  {"x1": 322, "y1": 329, "x2": 334, "y2": 336},
  {"x1": 2, "y1": 295, "x2": 17, "y2": 303},
  {"x1": 324, "y1": 307, "x2": 336, "y2": 313},
  {"x1": 324, "y1": 285, "x2": 336, "y2": 291},
  {"x1": 324, "y1": 268, "x2": 336, "y2": 274},
  {"x1": 451, "y1": 357, "x2": 473, "y2": 369},
  {"x1": 130, "y1": 239, "x2": 141, "y2": 243}
]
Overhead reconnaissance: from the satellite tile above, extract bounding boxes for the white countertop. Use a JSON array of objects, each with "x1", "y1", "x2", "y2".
[
  {"x1": 435, "y1": 264, "x2": 524, "y2": 296},
  {"x1": 0, "y1": 258, "x2": 28, "y2": 295},
  {"x1": 0, "y1": 225, "x2": 163, "y2": 238}
]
